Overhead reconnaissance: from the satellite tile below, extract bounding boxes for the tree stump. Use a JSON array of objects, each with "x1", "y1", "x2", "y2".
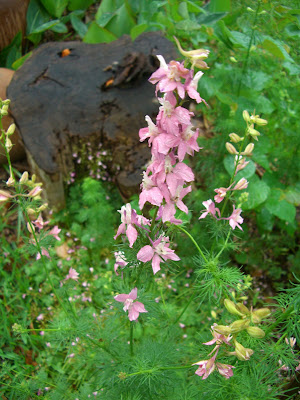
[{"x1": 7, "y1": 32, "x2": 178, "y2": 209}]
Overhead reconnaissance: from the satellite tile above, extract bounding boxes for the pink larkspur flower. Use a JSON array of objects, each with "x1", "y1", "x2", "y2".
[
  {"x1": 114, "y1": 251, "x2": 128, "y2": 276},
  {"x1": 199, "y1": 200, "x2": 220, "y2": 220},
  {"x1": 137, "y1": 236, "x2": 180, "y2": 275},
  {"x1": 48, "y1": 226, "x2": 61, "y2": 241},
  {"x1": 185, "y1": 71, "x2": 206, "y2": 104},
  {"x1": 114, "y1": 287, "x2": 148, "y2": 321},
  {"x1": 36, "y1": 248, "x2": 50, "y2": 260},
  {"x1": 65, "y1": 267, "x2": 79, "y2": 281},
  {"x1": 227, "y1": 205, "x2": 243, "y2": 230}
]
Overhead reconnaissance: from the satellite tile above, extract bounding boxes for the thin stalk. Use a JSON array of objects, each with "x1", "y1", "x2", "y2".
[
  {"x1": 126, "y1": 364, "x2": 191, "y2": 377},
  {"x1": 130, "y1": 323, "x2": 134, "y2": 356},
  {"x1": 237, "y1": 1, "x2": 261, "y2": 96},
  {"x1": 216, "y1": 229, "x2": 231, "y2": 259},
  {"x1": 172, "y1": 291, "x2": 197, "y2": 327},
  {"x1": 175, "y1": 225, "x2": 207, "y2": 263}
]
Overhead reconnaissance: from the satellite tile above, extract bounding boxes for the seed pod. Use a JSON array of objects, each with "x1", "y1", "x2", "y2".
[
  {"x1": 226, "y1": 142, "x2": 238, "y2": 155},
  {"x1": 230, "y1": 319, "x2": 250, "y2": 333},
  {"x1": 224, "y1": 299, "x2": 244, "y2": 317},
  {"x1": 246, "y1": 326, "x2": 265, "y2": 339}
]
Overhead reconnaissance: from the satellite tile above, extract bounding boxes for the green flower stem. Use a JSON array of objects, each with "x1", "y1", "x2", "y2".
[
  {"x1": 130, "y1": 323, "x2": 134, "y2": 356},
  {"x1": 175, "y1": 225, "x2": 207, "y2": 263},
  {"x1": 21, "y1": 202, "x2": 77, "y2": 320},
  {"x1": 237, "y1": 0, "x2": 261, "y2": 96},
  {"x1": 126, "y1": 364, "x2": 191, "y2": 377},
  {"x1": 216, "y1": 229, "x2": 231, "y2": 259},
  {"x1": 172, "y1": 291, "x2": 197, "y2": 327},
  {"x1": 150, "y1": 207, "x2": 159, "y2": 236}
]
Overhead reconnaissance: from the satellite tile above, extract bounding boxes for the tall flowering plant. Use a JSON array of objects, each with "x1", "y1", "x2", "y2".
[{"x1": 112, "y1": 39, "x2": 272, "y2": 380}]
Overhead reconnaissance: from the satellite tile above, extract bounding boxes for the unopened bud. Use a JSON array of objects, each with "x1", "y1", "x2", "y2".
[
  {"x1": 229, "y1": 133, "x2": 243, "y2": 143},
  {"x1": 241, "y1": 143, "x2": 254, "y2": 156},
  {"x1": 224, "y1": 299, "x2": 244, "y2": 317},
  {"x1": 2, "y1": 99, "x2": 10, "y2": 106},
  {"x1": 233, "y1": 178, "x2": 248, "y2": 191},
  {"x1": 235, "y1": 302, "x2": 250, "y2": 315},
  {"x1": 38, "y1": 203, "x2": 48, "y2": 212},
  {"x1": 28, "y1": 186, "x2": 42, "y2": 198},
  {"x1": 6, "y1": 123, "x2": 16, "y2": 136},
  {"x1": 226, "y1": 142, "x2": 238, "y2": 155},
  {"x1": 213, "y1": 324, "x2": 231, "y2": 336},
  {"x1": 27, "y1": 222, "x2": 35, "y2": 234},
  {"x1": 0, "y1": 189, "x2": 12, "y2": 202},
  {"x1": 247, "y1": 126, "x2": 260, "y2": 141},
  {"x1": 211, "y1": 310, "x2": 217, "y2": 319},
  {"x1": 246, "y1": 326, "x2": 265, "y2": 339},
  {"x1": 230, "y1": 319, "x2": 250, "y2": 333},
  {"x1": 6, "y1": 176, "x2": 15, "y2": 186},
  {"x1": 27, "y1": 208, "x2": 37, "y2": 219},
  {"x1": 255, "y1": 117, "x2": 268, "y2": 126},
  {"x1": 5, "y1": 138, "x2": 13, "y2": 152},
  {"x1": 234, "y1": 340, "x2": 254, "y2": 361},
  {"x1": 253, "y1": 308, "x2": 271, "y2": 320},
  {"x1": 1, "y1": 105, "x2": 9, "y2": 115},
  {"x1": 229, "y1": 56, "x2": 238, "y2": 63},
  {"x1": 243, "y1": 110, "x2": 250, "y2": 122},
  {"x1": 19, "y1": 171, "x2": 29, "y2": 184}
]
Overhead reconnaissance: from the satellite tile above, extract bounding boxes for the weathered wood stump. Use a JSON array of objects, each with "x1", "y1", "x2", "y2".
[{"x1": 7, "y1": 32, "x2": 178, "y2": 209}]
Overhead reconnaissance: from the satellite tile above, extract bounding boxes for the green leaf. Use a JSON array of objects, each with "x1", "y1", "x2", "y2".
[
  {"x1": 209, "y1": 0, "x2": 231, "y2": 12},
  {"x1": 11, "y1": 52, "x2": 32, "y2": 70},
  {"x1": 214, "y1": 20, "x2": 234, "y2": 49},
  {"x1": 26, "y1": 0, "x2": 50, "y2": 38},
  {"x1": 130, "y1": 23, "x2": 148, "y2": 40},
  {"x1": 223, "y1": 155, "x2": 256, "y2": 180},
  {"x1": 284, "y1": 187, "x2": 300, "y2": 206},
  {"x1": 261, "y1": 36, "x2": 294, "y2": 63},
  {"x1": 50, "y1": 22, "x2": 68, "y2": 33},
  {"x1": 243, "y1": 70, "x2": 271, "y2": 92},
  {"x1": 105, "y1": 4, "x2": 136, "y2": 37},
  {"x1": 256, "y1": 207, "x2": 274, "y2": 232},
  {"x1": 176, "y1": 20, "x2": 201, "y2": 31},
  {"x1": 83, "y1": 22, "x2": 117, "y2": 43},
  {"x1": 265, "y1": 189, "x2": 297, "y2": 223},
  {"x1": 68, "y1": 0, "x2": 94, "y2": 11},
  {"x1": 197, "y1": 12, "x2": 227, "y2": 25},
  {"x1": 0, "y1": 32, "x2": 22, "y2": 68},
  {"x1": 70, "y1": 14, "x2": 88, "y2": 38},
  {"x1": 230, "y1": 31, "x2": 251, "y2": 48},
  {"x1": 30, "y1": 19, "x2": 61, "y2": 34},
  {"x1": 178, "y1": 2, "x2": 189, "y2": 19},
  {"x1": 254, "y1": 95, "x2": 275, "y2": 114},
  {"x1": 243, "y1": 175, "x2": 270, "y2": 210},
  {"x1": 40, "y1": 0, "x2": 68, "y2": 18}
]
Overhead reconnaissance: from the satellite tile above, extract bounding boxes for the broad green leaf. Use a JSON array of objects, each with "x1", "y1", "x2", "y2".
[
  {"x1": 68, "y1": 0, "x2": 94, "y2": 11},
  {"x1": 186, "y1": 1, "x2": 204, "y2": 13},
  {"x1": 96, "y1": 0, "x2": 124, "y2": 16},
  {"x1": 96, "y1": 12, "x2": 115, "y2": 27},
  {"x1": 70, "y1": 14, "x2": 88, "y2": 38},
  {"x1": 50, "y1": 22, "x2": 68, "y2": 33},
  {"x1": 223, "y1": 155, "x2": 256, "y2": 180},
  {"x1": 0, "y1": 32, "x2": 22, "y2": 68},
  {"x1": 11, "y1": 52, "x2": 32, "y2": 70},
  {"x1": 26, "y1": 0, "x2": 50, "y2": 35},
  {"x1": 214, "y1": 20, "x2": 234, "y2": 49},
  {"x1": 265, "y1": 189, "x2": 296, "y2": 223},
  {"x1": 243, "y1": 175, "x2": 270, "y2": 210},
  {"x1": 197, "y1": 12, "x2": 227, "y2": 25},
  {"x1": 40, "y1": 0, "x2": 68, "y2": 18},
  {"x1": 252, "y1": 153, "x2": 271, "y2": 172},
  {"x1": 209, "y1": 0, "x2": 231, "y2": 12},
  {"x1": 130, "y1": 24, "x2": 148, "y2": 40},
  {"x1": 256, "y1": 207, "x2": 274, "y2": 232},
  {"x1": 284, "y1": 187, "x2": 300, "y2": 206},
  {"x1": 254, "y1": 95, "x2": 275, "y2": 114},
  {"x1": 105, "y1": 4, "x2": 136, "y2": 37},
  {"x1": 176, "y1": 20, "x2": 201, "y2": 31},
  {"x1": 30, "y1": 20, "x2": 61, "y2": 34},
  {"x1": 83, "y1": 22, "x2": 117, "y2": 43},
  {"x1": 178, "y1": 2, "x2": 189, "y2": 19},
  {"x1": 261, "y1": 36, "x2": 294, "y2": 63},
  {"x1": 230, "y1": 31, "x2": 251, "y2": 48},
  {"x1": 243, "y1": 70, "x2": 271, "y2": 92},
  {"x1": 285, "y1": 23, "x2": 300, "y2": 38}
]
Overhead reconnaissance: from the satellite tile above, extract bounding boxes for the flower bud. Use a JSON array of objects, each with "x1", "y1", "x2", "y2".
[
  {"x1": 229, "y1": 133, "x2": 243, "y2": 143},
  {"x1": 234, "y1": 340, "x2": 254, "y2": 361},
  {"x1": 5, "y1": 138, "x2": 13, "y2": 152},
  {"x1": 241, "y1": 143, "x2": 254, "y2": 156},
  {"x1": 246, "y1": 326, "x2": 265, "y2": 339},
  {"x1": 0, "y1": 189, "x2": 12, "y2": 202},
  {"x1": 235, "y1": 302, "x2": 250, "y2": 315},
  {"x1": 19, "y1": 171, "x2": 29, "y2": 184},
  {"x1": 255, "y1": 117, "x2": 268, "y2": 126},
  {"x1": 213, "y1": 324, "x2": 231, "y2": 336},
  {"x1": 230, "y1": 319, "x2": 250, "y2": 333},
  {"x1": 252, "y1": 308, "x2": 271, "y2": 323},
  {"x1": 38, "y1": 203, "x2": 48, "y2": 212},
  {"x1": 233, "y1": 178, "x2": 248, "y2": 191},
  {"x1": 6, "y1": 176, "x2": 15, "y2": 186},
  {"x1": 6, "y1": 123, "x2": 16, "y2": 136},
  {"x1": 226, "y1": 142, "x2": 238, "y2": 155},
  {"x1": 224, "y1": 299, "x2": 244, "y2": 317},
  {"x1": 247, "y1": 126, "x2": 260, "y2": 141},
  {"x1": 27, "y1": 208, "x2": 37, "y2": 219},
  {"x1": 28, "y1": 186, "x2": 42, "y2": 198},
  {"x1": 2, "y1": 99, "x2": 10, "y2": 106},
  {"x1": 229, "y1": 56, "x2": 238, "y2": 63},
  {"x1": 27, "y1": 222, "x2": 35, "y2": 234},
  {"x1": 243, "y1": 110, "x2": 250, "y2": 122}
]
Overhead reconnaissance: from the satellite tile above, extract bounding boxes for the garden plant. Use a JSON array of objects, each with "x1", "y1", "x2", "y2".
[{"x1": 0, "y1": 1, "x2": 300, "y2": 399}]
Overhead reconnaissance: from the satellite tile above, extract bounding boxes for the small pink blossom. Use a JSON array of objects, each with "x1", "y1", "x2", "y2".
[
  {"x1": 233, "y1": 178, "x2": 248, "y2": 191},
  {"x1": 199, "y1": 200, "x2": 220, "y2": 220},
  {"x1": 214, "y1": 187, "x2": 230, "y2": 203},
  {"x1": 37, "y1": 314, "x2": 44, "y2": 321},
  {"x1": 114, "y1": 287, "x2": 148, "y2": 321},
  {"x1": 227, "y1": 205, "x2": 243, "y2": 230},
  {"x1": 33, "y1": 215, "x2": 49, "y2": 230},
  {"x1": 137, "y1": 235, "x2": 180, "y2": 275},
  {"x1": 48, "y1": 226, "x2": 61, "y2": 241},
  {"x1": 36, "y1": 248, "x2": 50, "y2": 260},
  {"x1": 114, "y1": 251, "x2": 128, "y2": 276},
  {"x1": 65, "y1": 267, "x2": 79, "y2": 281},
  {"x1": 185, "y1": 71, "x2": 206, "y2": 104}
]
